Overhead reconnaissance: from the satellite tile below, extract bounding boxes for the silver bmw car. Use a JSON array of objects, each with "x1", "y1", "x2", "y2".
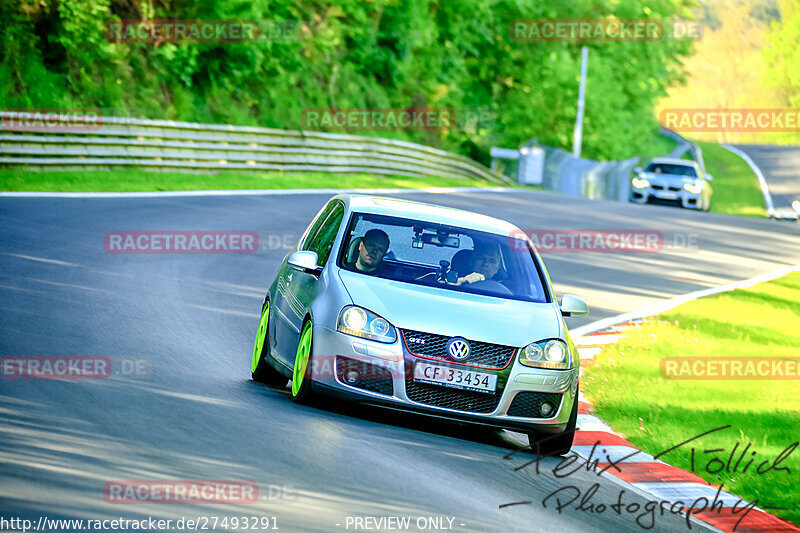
[
  {"x1": 630, "y1": 157, "x2": 713, "y2": 210},
  {"x1": 251, "y1": 195, "x2": 589, "y2": 455}
]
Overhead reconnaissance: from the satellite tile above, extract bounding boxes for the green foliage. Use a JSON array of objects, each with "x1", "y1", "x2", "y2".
[
  {"x1": 764, "y1": 0, "x2": 800, "y2": 107},
  {"x1": 1, "y1": 0, "x2": 695, "y2": 161}
]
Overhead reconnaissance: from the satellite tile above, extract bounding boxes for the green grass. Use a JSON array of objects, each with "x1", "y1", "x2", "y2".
[
  {"x1": 697, "y1": 141, "x2": 768, "y2": 217},
  {"x1": 0, "y1": 168, "x2": 497, "y2": 192},
  {"x1": 583, "y1": 271, "x2": 800, "y2": 527}
]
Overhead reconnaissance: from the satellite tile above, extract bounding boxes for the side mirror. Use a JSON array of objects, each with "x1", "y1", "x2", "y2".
[
  {"x1": 560, "y1": 294, "x2": 589, "y2": 317},
  {"x1": 704, "y1": 174, "x2": 713, "y2": 181},
  {"x1": 287, "y1": 251, "x2": 323, "y2": 276},
  {"x1": 633, "y1": 167, "x2": 643, "y2": 175}
]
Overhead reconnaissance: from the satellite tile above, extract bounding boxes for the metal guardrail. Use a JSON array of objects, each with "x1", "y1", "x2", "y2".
[
  {"x1": 490, "y1": 129, "x2": 715, "y2": 203},
  {"x1": 511, "y1": 139, "x2": 639, "y2": 202},
  {"x1": 0, "y1": 113, "x2": 512, "y2": 185},
  {"x1": 660, "y1": 126, "x2": 706, "y2": 173},
  {"x1": 541, "y1": 148, "x2": 639, "y2": 202}
]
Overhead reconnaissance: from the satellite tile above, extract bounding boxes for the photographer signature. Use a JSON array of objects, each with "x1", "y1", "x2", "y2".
[{"x1": 500, "y1": 425, "x2": 796, "y2": 531}]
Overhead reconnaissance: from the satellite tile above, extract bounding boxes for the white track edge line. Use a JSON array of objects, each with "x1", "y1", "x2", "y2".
[{"x1": 571, "y1": 264, "x2": 800, "y2": 338}]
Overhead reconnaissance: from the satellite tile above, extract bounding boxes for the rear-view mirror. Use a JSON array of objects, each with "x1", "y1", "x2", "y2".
[{"x1": 420, "y1": 233, "x2": 460, "y2": 248}]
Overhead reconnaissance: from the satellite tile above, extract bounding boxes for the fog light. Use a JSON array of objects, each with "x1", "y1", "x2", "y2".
[
  {"x1": 540, "y1": 402, "x2": 554, "y2": 417},
  {"x1": 344, "y1": 370, "x2": 360, "y2": 384}
]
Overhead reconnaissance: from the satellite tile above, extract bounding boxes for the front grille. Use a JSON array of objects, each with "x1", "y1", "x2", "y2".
[
  {"x1": 668, "y1": 186, "x2": 682, "y2": 192},
  {"x1": 507, "y1": 392, "x2": 563, "y2": 418},
  {"x1": 405, "y1": 379, "x2": 501, "y2": 413},
  {"x1": 652, "y1": 185, "x2": 664, "y2": 190},
  {"x1": 401, "y1": 329, "x2": 516, "y2": 369},
  {"x1": 336, "y1": 357, "x2": 393, "y2": 396}
]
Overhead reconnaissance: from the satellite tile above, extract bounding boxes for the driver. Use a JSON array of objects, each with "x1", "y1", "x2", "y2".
[
  {"x1": 347, "y1": 229, "x2": 390, "y2": 274},
  {"x1": 455, "y1": 241, "x2": 502, "y2": 286}
]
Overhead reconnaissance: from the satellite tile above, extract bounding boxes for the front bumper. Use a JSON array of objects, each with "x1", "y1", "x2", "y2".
[
  {"x1": 309, "y1": 325, "x2": 579, "y2": 434},
  {"x1": 630, "y1": 187, "x2": 702, "y2": 209}
]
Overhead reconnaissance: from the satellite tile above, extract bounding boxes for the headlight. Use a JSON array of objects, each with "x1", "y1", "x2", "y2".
[
  {"x1": 684, "y1": 182, "x2": 703, "y2": 194},
  {"x1": 632, "y1": 177, "x2": 650, "y2": 189},
  {"x1": 519, "y1": 339, "x2": 571, "y2": 370},
  {"x1": 337, "y1": 306, "x2": 397, "y2": 344}
]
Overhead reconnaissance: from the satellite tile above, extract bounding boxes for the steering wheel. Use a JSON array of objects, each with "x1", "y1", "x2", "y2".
[{"x1": 465, "y1": 279, "x2": 512, "y2": 295}]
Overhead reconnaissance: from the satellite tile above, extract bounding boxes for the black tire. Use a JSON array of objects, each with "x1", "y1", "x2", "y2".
[
  {"x1": 527, "y1": 393, "x2": 578, "y2": 456},
  {"x1": 252, "y1": 299, "x2": 287, "y2": 385}
]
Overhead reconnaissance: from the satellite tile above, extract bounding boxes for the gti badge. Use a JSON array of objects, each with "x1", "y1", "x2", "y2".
[
  {"x1": 408, "y1": 337, "x2": 426, "y2": 345},
  {"x1": 446, "y1": 337, "x2": 470, "y2": 361}
]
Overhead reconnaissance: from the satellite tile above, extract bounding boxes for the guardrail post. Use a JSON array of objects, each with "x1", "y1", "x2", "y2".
[{"x1": 518, "y1": 146, "x2": 544, "y2": 185}]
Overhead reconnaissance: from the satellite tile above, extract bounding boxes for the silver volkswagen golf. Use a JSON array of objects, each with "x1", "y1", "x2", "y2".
[{"x1": 251, "y1": 195, "x2": 589, "y2": 455}]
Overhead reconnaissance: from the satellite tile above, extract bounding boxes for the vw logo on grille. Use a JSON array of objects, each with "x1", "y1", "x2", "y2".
[{"x1": 446, "y1": 338, "x2": 471, "y2": 361}]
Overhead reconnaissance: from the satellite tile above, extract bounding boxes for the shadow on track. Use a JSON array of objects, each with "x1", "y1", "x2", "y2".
[{"x1": 244, "y1": 379, "x2": 529, "y2": 452}]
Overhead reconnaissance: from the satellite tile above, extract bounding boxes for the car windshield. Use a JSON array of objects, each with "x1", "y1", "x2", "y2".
[
  {"x1": 645, "y1": 162, "x2": 698, "y2": 177},
  {"x1": 337, "y1": 212, "x2": 549, "y2": 303}
]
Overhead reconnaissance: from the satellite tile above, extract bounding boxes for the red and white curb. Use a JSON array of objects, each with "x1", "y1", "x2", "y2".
[{"x1": 571, "y1": 316, "x2": 799, "y2": 531}]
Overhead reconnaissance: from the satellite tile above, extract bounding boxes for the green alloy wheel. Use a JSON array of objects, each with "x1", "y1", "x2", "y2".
[{"x1": 291, "y1": 320, "x2": 315, "y2": 403}]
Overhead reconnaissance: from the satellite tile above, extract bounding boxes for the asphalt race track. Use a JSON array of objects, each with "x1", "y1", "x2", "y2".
[
  {"x1": 734, "y1": 144, "x2": 800, "y2": 212},
  {"x1": 2, "y1": 189, "x2": 800, "y2": 532}
]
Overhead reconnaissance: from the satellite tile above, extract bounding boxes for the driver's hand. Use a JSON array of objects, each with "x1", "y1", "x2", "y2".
[{"x1": 456, "y1": 272, "x2": 485, "y2": 285}]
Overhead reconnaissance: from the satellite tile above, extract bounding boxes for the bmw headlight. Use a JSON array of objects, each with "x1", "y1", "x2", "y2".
[
  {"x1": 683, "y1": 182, "x2": 703, "y2": 194},
  {"x1": 632, "y1": 177, "x2": 650, "y2": 189},
  {"x1": 337, "y1": 306, "x2": 397, "y2": 344},
  {"x1": 519, "y1": 339, "x2": 571, "y2": 370}
]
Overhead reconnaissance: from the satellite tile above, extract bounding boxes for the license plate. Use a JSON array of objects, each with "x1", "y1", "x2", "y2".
[
  {"x1": 413, "y1": 362, "x2": 497, "y2": 394},
  {"x1": 655, "y1": 191, "x2": 677, "y2": 199}
]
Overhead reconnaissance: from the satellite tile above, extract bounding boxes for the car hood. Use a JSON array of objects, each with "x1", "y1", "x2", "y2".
[
  {"x1": 337, "y1": 268, "x2": 561, "y2": 348},
  {"x1": 642, "y1": 172, "x2": 699, "y2": 184}
]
